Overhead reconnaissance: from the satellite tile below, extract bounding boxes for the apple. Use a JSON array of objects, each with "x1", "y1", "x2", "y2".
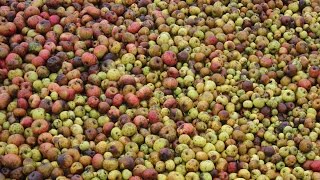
[{"x1": 31, "y1": 119, "x2": 49, "y2": 135}]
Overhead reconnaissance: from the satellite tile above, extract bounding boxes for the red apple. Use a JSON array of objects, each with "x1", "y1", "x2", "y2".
[
  {"x1": 87, "y1": 96, "x2": 100, "y2": 108},
  {"x1": 92, "y1": 153, "x2": 104, "y2": 169},
  {"x1": 49, "y1": 15, "x2": 60, "y2": 25},
  {"x1": 310, "y1": 160, "x2": 320, "y2": 172},
  {"x1": 31, "y1": 119, "x2": 49, "y2": 135},
  {"x1": 0, "y1": 92, "x2": 11, "y2": 110},
  {"x1": 136, "y1": 86, "x2": 152, "y2": 100},
  {"x1": 177, "y1": 123, "x2": 195, "y2": 135},
  {"x1": 20, "y1": 116, "x2": 33, "y2": 128},
  {"x1": 205, "y1": 35, "x2": 218, "y2": 45},
  {"x1": 124, "y1": 93, "x2": 140, "y2": 107},
  {"x1": 297, "y1": 79, "x2": 312, "y2": 90},
  {"x1": 127, "y1": 22, "x2": 141, "y2": 34},
  {"x1": 163, "y1": 98, "x2": 177, "y2": 108},
  {"x1": 105, "y1": 87, "x2": 119, "y2": 99},
  {"x1": 162, "y1": 51, "x2": 177, "y2": 66},
  {"x1": 167, "y1": 67, "x2": 179, "y2": 78},
  {"x1": 81, "y1": 52, "x2": 97, "y2": 66},
  {"x1": 86, "y1": 85, "x2": 101, "y2": 97},
  {"x1": 17, "y1": 98, "x2": 28, "y2": 109},
  {"x1": 31, "y1": 56, "x2": 46, "y2": 67},
  {"x1": 260, "y1": 57, "x2": 273, "y2": 68},
  {"x1": 1, "y1": 154, "x2": 22, "y2": 169},
  {"x1": 103, "y1": 122, "x2": 114, "y2": 136},
  {"x1": 28, "y1": 94, "x2": 41, "y2": 109},
  {"x1": 5, "y1": 53, "x2": 22, "y2": 70},
  {"x1": 112, "y1": 94, "x2": 124, "y2": 107},
  {"x1": 227, "y1": 162, "x2": 238, "y2": 173},
  {"x1": 133, "y1": 115, "x2": 149, "y2": 128},
  {"x1": 148, "y1": 110, "x2": 161, "y2": 124},
  {"x1": 58, "y1": 86, "x2": 75, "y2": 101}
]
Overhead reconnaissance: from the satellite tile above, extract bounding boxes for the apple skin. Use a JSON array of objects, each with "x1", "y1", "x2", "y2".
[
  {"x1": 163, "y1": 77, "x2": 178, "y2": 89},
  {"x1": 27, "y1": 15, "x2": 43, "y2": 29},
  {"x1": 68, "y1": 88, "x2": 76, "y2": 101},
  {"x1": 148, "y1": 110, "x2": 161, "y2": 124},
  {"x1": 38, "y1": 49, "x2": 51, "y2": 60},
  {"x1": 37, "y1": 132, "x2": 53, "y2": 144},
  {"x1": 17, "y1": 98, "x2": 29, "y2": 109},
  {"x1": 86, "y1": 85, "x2": 101, "y2": 97},
  {"x1": 163, "y1": 98, "x2": 177, "y2": 108},
  {"x1": 129, "y1": 176, "x2": 143, "y2": 180},
  {"x1": 31, "y1": 56, "x2": 45, "y2": 67},
  {"x1": 124, "y1": 93, "x2": 140, "y2": 107},
  {"x1": 309, "y1": 66, "x2": 320, "y2": 78},
  {"x1": 1, "y1": 154, "x2": 22, "y2": 169},
  {"x1": 0, "y1": 92, "x2": 11, "y2": 110},
  {"x1": 9, "y1": 166, "x2": 24, "y2": 179},
  {"x1": 260, "y1": 57, "x2": 273, "y2": 68},
  {"x1": 103, "y1": 122, "x2": 114, "y2": 136},
  {"x1": 12, "y1": 14, "x2": 26, "y2": 31},
  {"x1": 20, "y1": 82, "x2": 32, "y2": 91},
  {"x1": 177, "y1": 123, "x2": 195, "y2": 136},
  {"x1": 112, "y1": 94, "x2": 124, "y2": 107},
  {"x1": 205, "y1": 35, "x2": 218, "y2": 45},
  {"x1": 162, "y1": 51, "x2": 177, "y2": 66},
  {"x1": 57, "y1": 154, "x2": 73, "y2": 169},
  {"x1": 58, "y1": 86, "x2": 70, "y2": 101},
  {"x1": 7, "y1": 134, "x2": 25, "y2": 147},
  {"x1": 303, "y1": 160, "x2": 313, "y2": 170},
  {"x1": 118, "y1": 75, "x2": 136, "y2": 87},
  {"x1": 92, "y1": 153, "x2": 104, "y2": 169},
  {"x1": 24, "y1": 6, "x2": 40, "y2": 18},
  {"x1": 127, "y1": 22, "x2": 141, "y2": 34},
  {"x1": 47, "y1": 82, "x2": 60, "y2": 92},
  {"x1": 5, "y1": 53, "x2": 22, "y2": 70},
  {"x1": 136, "y1": 86, "x2": 152, "y2": 100},
  {"x1": 81, "y1": 52, "x2": 98, "y2": 66},
  {"x1": 0, "y1": 129, "x2": 9, "y2": 142},
  {"x1": 310, "y1": 160, "x2": 320, "y2": 172},
  {"x1": 133, "y1": 115, "x2": 149, "y2": 128},
  {"x1": 108, "y1": 108, "x2": 120, "y2": 122},
  {"x1": 126, "y1": 43, "x2": 137, "y2": 54},
  {"x1": 167, "y1": 67, "x2": 179, "y2": 78},
  {"x1": 28, "y1": 94, "x2": 41, "y2": 109},
  {"x1": 26, "y1": 136, "x2": 36, "y2": 146},
  {"x1": 85, "y1": 128, "x2": 98, "y2": 141},
  {"x1": 49, "y1": 15, "x2": 60, "y2": 25},
  {"x1": 150, "y1": 122, "x2": 164, "y2": 135},
  {"x1": 20, "y1": 116, "x2": 33, "y2": 128},
  {"x1": 297, "y1": 79, "x2": 312, "y2": 90},
  {"x1": 93, "y1": 45, "x2": 108, "y2": 59},
  {"x1": 31, "y1": 119, "x2": 49, "y2": 135},
  {"x1": 51, "y1": 100, "x2": 65, "y2": 114},
  {"x1": 39, "y1": 99, "x2": 53, "y2": 112},
  {"x1": 227, "y1": 162, "x2": 238, "y2": 173},
  {"x1": 27, "y1": 171, "x2": 43, "y2": 180},
  {"x1": 210, "y1": 59, "x2": 222, "y2": 73},
  {"x1": 98, "y1": 101, "x2": 110, "y2": 114},
  {"x1": 87, "y1": 96, "x2": 100, "y2": 108},
  {"x1": 12, "y1": 77, "x2": 24, "y2": 86},
  {"x1": 105, "y1": 87, "x2": 118, "y2": 99},
  {"x1": 142, "y1": 168, "x2": 158, "y2": 180},
  {"x1": 132, "y1": 164, "x2": 147, "y2": 177},
  {"x1": 218, "y1": 171, "x2": 229, "y2": 180},
  {"x1": 36, "y1": 19, "x2": 51, "y2": 34},
  {"x1": 45, "y1": 147, "x2": 60, "y2": 161}
]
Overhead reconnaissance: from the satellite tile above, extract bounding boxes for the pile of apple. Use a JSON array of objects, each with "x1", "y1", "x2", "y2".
[{"x1": 1, "y1": 0, "x2": 320, "y2": 179}]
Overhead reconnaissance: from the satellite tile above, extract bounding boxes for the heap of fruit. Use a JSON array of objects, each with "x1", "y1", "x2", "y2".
[{"x1": 1, "y1": 0, "x2": 320, "y2": 179}]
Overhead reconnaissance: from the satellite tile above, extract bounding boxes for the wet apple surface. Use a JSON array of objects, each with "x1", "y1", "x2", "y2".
[{"x1": 1, "y1": 0, "x2": 320, "y2": 179}]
